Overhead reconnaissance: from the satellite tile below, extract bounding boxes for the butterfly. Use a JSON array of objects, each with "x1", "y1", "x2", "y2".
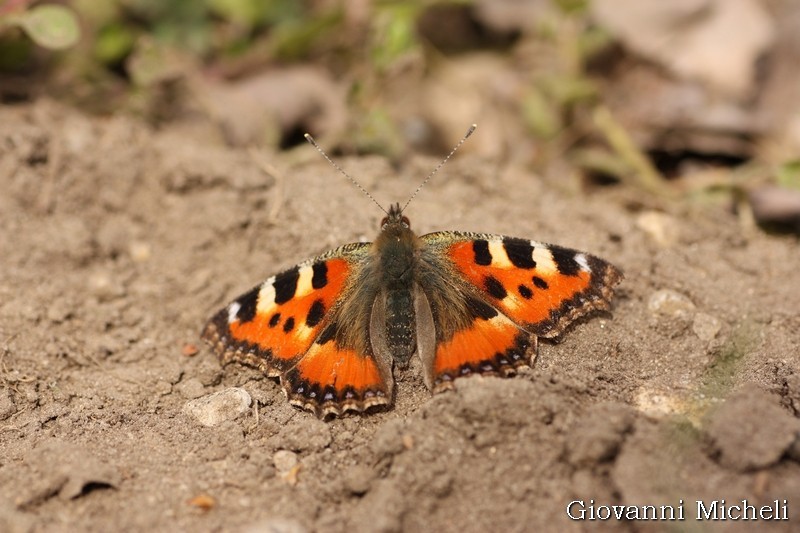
[{"x1": 202, "y1": 126, "x2": 623, "y2": 418}]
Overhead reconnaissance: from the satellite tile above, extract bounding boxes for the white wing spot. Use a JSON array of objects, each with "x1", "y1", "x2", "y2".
[
  {"x1": 575, "y1": 253, "x2": 591, "y2": 272},
  {"x1": 488, "y1": 240, "x2": 513, "y2": 268},
  {"x1": 531, "y1": 246, "x2": 557, "y2": 274},
  {"x1": 256, "y1": 276, "x2": 277, "y2": 315},
  {"x1": 227, "y1": 302, "x2": 241, "y2": 324},
  {"x1": 295, "y1": 265, "x2": 315, "y2": 298}
]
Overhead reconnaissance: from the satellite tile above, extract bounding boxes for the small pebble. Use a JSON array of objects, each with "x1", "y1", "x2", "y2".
[
  {"x1": 692, "y1": 312, "x2": 721, "y2": 341},
  {"x1": 647, "y1": 289, "x2": 695, "y2": 317},
  {"x1": 182, "y1": 343, "x2": 199, "y2": 357},
  {"x1": 636, "y1": 211, "x2": 679, "y2": 247},
  {"x1": 129, "y1": 241, "x2": 151, "y2": 262},
  {"x1": 273, "y1": 450, "x2": 299, "y2": 473},
  {"x1": 183, "y1": 388, "x2": 252, "y2": 427},
  {"x1": 88, "y1": 271, "x2": 126, "y2": 301}
]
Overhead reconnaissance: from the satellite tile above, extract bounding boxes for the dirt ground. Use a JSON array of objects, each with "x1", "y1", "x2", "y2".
[{"x1": 1, "y1": 99, "x2": 800, "y2": 533}]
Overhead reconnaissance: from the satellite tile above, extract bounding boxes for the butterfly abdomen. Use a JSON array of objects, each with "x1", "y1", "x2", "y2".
[{"x1": 384, "y1": 288, "x2": 416, "y2": 365}]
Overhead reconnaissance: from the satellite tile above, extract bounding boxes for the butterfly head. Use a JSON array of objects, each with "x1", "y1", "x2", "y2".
[{"x1": 381, "y1": 203, "x2": 410, "y2": 231}]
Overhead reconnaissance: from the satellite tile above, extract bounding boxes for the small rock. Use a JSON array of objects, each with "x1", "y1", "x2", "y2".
[
  {"x1": 87, "y1": 271, "x2": 126, "y2": 302},
  {"x1": 636, "y1": 211, "x2": 679, "y2": 247},
  {"x1": 183, "y1": 388, "x2": 252, "y2": 427},
  {"x1": 692, "y1": 312, "x2": 721, "y2": 341},
  {"x1": 187, "y1": 493, "x2": 215, "y2": 511},
  {"x1": 706, "y1": 386, "x2": 800, "y2": 471},
  {"x1": 272, "y1": 450, "x2": 299, "y2": 473},
  {"x1": 181, "y1": 343, "x2": 199, "y2": 357},
  {"x1": 648, "y1": 289, "x2": 696, "y2": 317},
  {"x1": 129, "y1": 241, "x2": 151, "y2": 262},
  {"x1": 633, "y1": 387, "x2": 684, "y2": 418}
]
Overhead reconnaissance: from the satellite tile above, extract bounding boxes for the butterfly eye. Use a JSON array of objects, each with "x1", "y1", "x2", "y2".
[
  {"x1": 380, "y1": 216, "x2": 389, "y2": 228},
  {"x1": 401, "y1": 216, "x2": 410, "y2": 228}
]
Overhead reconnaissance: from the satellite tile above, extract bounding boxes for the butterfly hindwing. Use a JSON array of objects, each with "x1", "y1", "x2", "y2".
[{"x1": 202, "y1": 242, "x2": 394, "y2": 417}]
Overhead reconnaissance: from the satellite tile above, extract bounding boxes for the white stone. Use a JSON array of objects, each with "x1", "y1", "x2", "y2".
[
  {"x1": 648, "y1": 289, "x2": 696, "y2": 317},
  {"x1": 183, "y1": 387, "x2": 252, "y2": 427},
  {"x1": 693, "y1": 312, "x2": 722, "y2": 341}
]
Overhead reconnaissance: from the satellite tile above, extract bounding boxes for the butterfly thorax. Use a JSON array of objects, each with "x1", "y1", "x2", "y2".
[{"x1": 374, "y1": 204, "x2": 421, "y2": 366}]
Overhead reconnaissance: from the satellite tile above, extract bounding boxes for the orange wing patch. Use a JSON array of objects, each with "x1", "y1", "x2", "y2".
[
  {"x1": 283, "y1": 336, "x2": 391, "y2": 417},
  {"x1": 430, "y1": 309, "x2": 533, "y2": 393},
  {"x1": 446, "y1": 236, "x2": 621, "y2": 337},
  {"x1": 202, "y1": 257, "x2": 352, "y2": 375}
]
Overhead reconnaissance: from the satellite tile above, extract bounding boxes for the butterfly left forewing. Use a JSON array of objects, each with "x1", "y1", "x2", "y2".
[
  {"x1": 202, "y1": 242, "x2": 394, "y2": 417},
  {"x1": 203, "y1": 245, "x2": 363, "y2": 375}
]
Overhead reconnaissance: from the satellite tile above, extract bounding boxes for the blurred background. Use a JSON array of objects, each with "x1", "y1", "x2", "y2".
[{"x1": 2, "y1": 0, "x2": 799, "y2": 232}]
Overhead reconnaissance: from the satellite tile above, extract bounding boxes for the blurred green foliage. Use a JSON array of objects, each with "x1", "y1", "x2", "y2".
[
  {"x1": 776, "y1": 160, "x2": 800, "y2": 191},
  {"x1": 0, "y1": 3, "x2": 80, "y2": 55},
  {"x1": 3, "y1": 0, "x2": 793, "y2": 214}
]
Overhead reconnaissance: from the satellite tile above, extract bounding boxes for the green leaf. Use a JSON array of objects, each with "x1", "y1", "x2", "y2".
[
  {"x1": 94, "y1": 23, "x2": 135, "y2": 64},
  {"x1": 209, "y1": 0, "x2": 264, "y2": 27},
  {"x1": 370, "y1": 5, "x2": 420, "y2": 70},
  {"x1": 521, "y1": 87, "x2": 562, "y2": 139},
  {"x1": 776, "y1": 160, "x2": 800, "y2": 190},
  {"x1": 16, "y1": 5, "x2": 80, "y2": 50}
]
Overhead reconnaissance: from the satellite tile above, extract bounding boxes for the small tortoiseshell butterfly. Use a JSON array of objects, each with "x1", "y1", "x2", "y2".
[{"x1": 202, "y1": 126, "x2": 623, "y2": 417}]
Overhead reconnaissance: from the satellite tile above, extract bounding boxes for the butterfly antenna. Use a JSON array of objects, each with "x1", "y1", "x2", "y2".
[
  {"x1": 304, "y1": 133, "x2": 388, "y2": 215},
  {"x1": 402, "y1": 123, "x2": 476, "y2": 212}
]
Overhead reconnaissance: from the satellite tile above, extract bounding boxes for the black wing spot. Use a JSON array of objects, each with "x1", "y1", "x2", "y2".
[
  {"x1": 466, "y1": 296, "x2": 498, "y2": 320},
  {"x1": 484, "y1": 276, "x2": 508, "y2": 300},
  {"x1": 269, "y1": 312, "x2": 281, "y2": 328},
  {"x1": 274, "y1": 267, "x2": 300, "y2": 304},
  {"x1": 549, "y1": 246, "x2": 581, "y2": 276},
  {"x1": 235, "y1": 287, "x2": 260, "y2": 323},
  {"x1": 306, "y1": 299, "x2": 326, "y2": 328},
  {"x1": 518, "y1": 284, "x2": 533, "y2": 299},
  {"x1": 502, "y1": 238, "x2": 537, "y2": 269},
  {"x1": 532, "y1": 276, "x2": 549, "y2": 290},
  {"x1": 283, "y1": 316, "x2": 295, "y2": 333},
  {"x1": 312, "y1": 262, "x2": 328, "y2": 289},
  {"x1": 473, "y1": 240, "x2": 492, "y2": 266}
]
